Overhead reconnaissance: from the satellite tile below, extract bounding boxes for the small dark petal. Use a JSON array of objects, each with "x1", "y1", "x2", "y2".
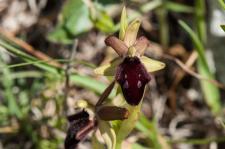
[
  {"x1": 65, "y1": 111, "x2": 95, "y2": 149},
  {"x1": 65, "y1": 118, "x2": 89, "y2": 149},
  {"x1": 116, "y1": 56, "x2": 151, "y2": 105},
  {"x1": 97, "y1": 106, "x2": 129, "y2": 121},
  {"x1": 67, "y1": 110, "x2": 89, "y2": 123}
]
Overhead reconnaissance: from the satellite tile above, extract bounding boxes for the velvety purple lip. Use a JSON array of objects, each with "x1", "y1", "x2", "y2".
[{"x1": 116, "y1": 56, "x2": 151, "y2": 105}]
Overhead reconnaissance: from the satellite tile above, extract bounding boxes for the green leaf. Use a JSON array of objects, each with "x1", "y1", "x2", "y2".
[
  {"x1": 195, "y1": 0, "x2": 206, "y2": 43},
  {"x1": 136, "y1": 116, "x2": 171, "y2": 149},
  {"x1": 10, "y1": 71, "x2": 43, "y2": 79},
  {"x1": 48, "y1": 0, "x2": 93, "y2": 44},
  {"x1": 179, "y1": 20, "x2": 222, "y2": 115},
  {"x1": 63, "y1": 0, "x2": 93, "y2": 35},
  {"x1": 136, "y1": 116, "x2": 161, "y2": 149},
  {"x1": 2, "y1": 59, "x2": 69, "y2": 69},
  {"x1": 165, "y1": 1, "x2": 194, "y2": 13},
  {"x1": 0, "y1": 55, "x2": 22, "y2": 118},
  {"x1": 47, "y1": 25, "x2": 74, "y2": 44},
  {"x1": 197, "y1": 59, "x2": 221, "y2": 114},
  {"x1": 94, "y1": 9, "x2": 115, "y2": 33},
  {"x1": 218, "y1": 0, "x2": 225, "y2": 10},
  {"x1": 178, "y1": 20, "x2": 207, "y2": 71},
  {"x1": 0, "y1": 39, "x2": 59, "y2": 74}
]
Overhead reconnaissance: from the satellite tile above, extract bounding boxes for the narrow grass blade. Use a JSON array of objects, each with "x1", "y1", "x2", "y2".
[
  {"x1": 0, "y1": 39, "x2": 112, "y2": 96},
  {"x1": 178, "y1": 20, "x2": 222, "y2": 115},
  {"x1": 218, "y1": 0, "x2": 225, "y2": 10},
  {"x1": 0, "y1": 56, "x2": 22, "y2": 118},
  {"x1": 0, "y1": 39, "x2": 59, "y2": 74},
  {"x1": 136, "y1": 116, "x2": 161, "y2": 149},
  {"x1": 165, "y1": 1, "x2": 194, "y2": 13},
  {"x1": 195, "y1": 0, "x2": 206, "y2": 43},
  {"x1": 140, "y1": 0, "x2": 162, "y2": 12},
  {"x1": 10, "y1": 71, "x2": 43, "y2": 79}
]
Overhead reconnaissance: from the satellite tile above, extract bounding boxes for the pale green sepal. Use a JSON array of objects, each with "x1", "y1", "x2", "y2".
[
  {"x1": 140, "y1": 56, "x2": 165, "y2": 72},
  {"x1": 99, "y1": 120, "x2": 116, "y2": 149},
  {"x1": 115, "y1": 104, "x2": 141, "y2": 149},
  {"x1": 124, "y1": 19, "x2": 141, "y2": 47},
  {"x1": 119, "y1": 6, "x2": 128, "y2": 40},
  {"x1": 94, "y1": 58, "x2": 122, "y2": 76},
  {"x1": 92, "y1": 132, "x2": 105, "y2": 149}
]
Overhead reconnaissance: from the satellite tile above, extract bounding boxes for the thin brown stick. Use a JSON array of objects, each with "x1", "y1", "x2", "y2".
[
  {"x1": 164, "y1": 54, "x2": 225, "y2": 90},
  {"x1": 0, "y1": 126, "x2": 18, "y2": 133},
  {"x1": 65, "y1": 40, "x2": 78, "y2": 91},
  {"x1": 64, "y1": 40, "x2": 78, "y2": 110},
  {"x1": 171, "y1": 51, "x2": 198, "y2": 89},
  {"x1": 0, "y1": 27, "x2": 61, "y2": 67}
]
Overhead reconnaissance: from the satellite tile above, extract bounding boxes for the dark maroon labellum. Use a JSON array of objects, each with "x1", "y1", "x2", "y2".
[
  {"x1": 65, "y1": 110, "x2": 95, "y2": 149},
  {"x1": 116, "y1": 56, "x2": 151, "y2": 105}
]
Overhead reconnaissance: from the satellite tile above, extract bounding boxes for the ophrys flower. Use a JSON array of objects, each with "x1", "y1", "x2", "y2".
[{"x1": 95, "y1": 14, "x2": 165, "y2": 106}]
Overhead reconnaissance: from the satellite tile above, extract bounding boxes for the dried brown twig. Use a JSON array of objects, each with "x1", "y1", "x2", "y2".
[
  {"x1": 0, "y1": 27, "x2": 61, "y2": 67},
  {"x1": 163, "y1": 53, "x2": 225, "y2": 90},
  {"x1": 64, "y1": 40, "x2": 78, "y2": 110}
]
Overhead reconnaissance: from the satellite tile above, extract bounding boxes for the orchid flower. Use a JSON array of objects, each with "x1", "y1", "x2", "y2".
[{"x1": 94, "y1": 9, "x2": 165, "y2": 106}]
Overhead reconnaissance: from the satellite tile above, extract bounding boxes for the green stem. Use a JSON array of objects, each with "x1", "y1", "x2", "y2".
[
  {"x1": 195, "y1": 0, "x2": 206, "y2": 44},
  {"x1": 0, "y1": 56, "x2": 22, "y2": 118},
  {"x1": 115, "y1": 141, "x2": 122, "y2": 149},
  {"x1": 194, "y1": 0, "x2": 222, "y2": 115},
  {"x1": 156, "y1": 0, "x2": 169, "y2": 49}
]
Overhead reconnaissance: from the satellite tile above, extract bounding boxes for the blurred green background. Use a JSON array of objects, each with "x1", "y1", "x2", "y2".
[{"x1": 0, "y1": 0, "x2": 225, "y2": 149}]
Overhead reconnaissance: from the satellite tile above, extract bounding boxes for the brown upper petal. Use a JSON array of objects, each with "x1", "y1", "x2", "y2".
[
  {"x1": 105, "y1": 35, "x2": 128, "y2": 56},
  {"x1": 134, "y1": 36, "x2": 149, "y2": 56}
]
